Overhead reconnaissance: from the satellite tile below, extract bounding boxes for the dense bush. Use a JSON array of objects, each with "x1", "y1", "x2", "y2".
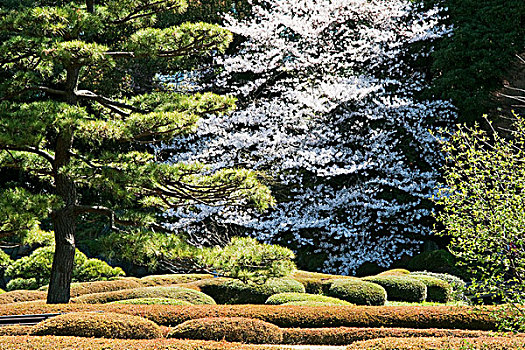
[
  {"x1": 197, "y1": 278, "x2": 305, "y2": 304},
  {"x1": 39, "y1": 279, "x2": 142, "y2": 298},
  {"x1": 411, "y1": 271, "x2": 467, "y2": 302},
  {"x1": 362, "y1": 276, "x2": 427, "y2": 303},
  {"x1": 139, "y1": 274, "x2": 213, "y2": 287},
  {"x1": 327, "y1": 279, "x2": 387, "y2": 306},
  {"x1": 281, "y1": 327, "x2": 518, "y2": 345},
  {"x1": 31, "y1": 312, "x2": 161, "y2": 339},
  {"x1": 0, "y1": 336, "x2": 282, "y2": 350},
  {"x1": 377, "y1": 269, "x2": 411, "y2": 277},
  {"x1": 410, "y1": 275, "x2": 452, "y2": 303},
  {"x1": 0, "y1": 304, "x2": 500, "y2": 330},
  {"x1": 290, "y1": 271, "x2": 355, "y2": 294},
  {"x1": 0, "y1": 290, "x2": 46, "y2": 304},
  {"x1": 5, "y1": 246, "x2": 124, "y2": 290},
  {"x1": 406, "y1": 250, "x2": 459, "y2": 275},
  {"x1": 72, "y1": 286, "x2": 215, "y2": 305},
  {"x1": 169, "y1": 317, "x2": 283, "y2": 344},
  {"x1": 0, "y1": 325, "x2": 32, "y2": 336},
  {"x1": 110, "y1": 298, "x2": 193, "y2": 305},
  {"x1": 266, "y1": 293, "x2": 351, "y2": 306},
  {"x1": 346, "y1": 336, "x2": 525, "y2": 349}
]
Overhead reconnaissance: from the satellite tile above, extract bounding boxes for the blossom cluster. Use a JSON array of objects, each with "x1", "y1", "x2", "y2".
[{"x1": 165, "y1": 0, "x2": 456, "y2": 274}]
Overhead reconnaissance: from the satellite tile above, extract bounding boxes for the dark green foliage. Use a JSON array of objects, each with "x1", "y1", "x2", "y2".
[
  {"x1": 428, "y1": 0, "x2": 525, "y2": 121},
  {"x1": 327, "y1": 279, "x2": 387, "y2": 306},
  {"x1": 197, "y1": 278, "x2": 305, "y2": 304},
  {"x1": 406, "y1": 250, "x2": 459, "y2": 275},
  {"x1": 410, "y1": 275, "x2": 452, "y2": 303},
  {"x1": 168, "y1": 317, "x2": 283, "y2": 344},
  {"x1": 5, "y1": 246, "x2": 124, "y2": 291},
  {"x1": 410, "y1": 271, "x2": 467, "y2": 302},
  {"x1": 72, "y1": 286, "x2": 216, "y2": 305},
  {"x1": 290, "y1": 270, "x2": 352, "y2": 294},
  {"x1": 265, "y1": 292, "x2": 352, "y2": 306},
  {"x1": 362, "y1": 276, "x2": 427, "y2": 303}
]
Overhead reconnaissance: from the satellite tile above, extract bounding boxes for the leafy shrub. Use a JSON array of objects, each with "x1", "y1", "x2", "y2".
[
  {"x1": 5, "y1": 246, "x2": 124, "y2": 290},
  {"x1": 72, "y1": 286, "x2": 216, "y2": 305},
  {"x1": 411, "y1": 271, "x2": 467, "y2": 302},
  {"x1": 168, "y1": 317, "x2": 283, "y2": 344},
  {"x1": 0, "y1": 290, "x2": 47, "y2": 304},
  {"x1": 362, "y1": 276, "x2": 427, "y2": 303},
  {"x1": 406, "y1": 250, "x2": 458, "y2": 274},
  {"x1": 139, "y1": 274, "x2": 213, "y2": 287},
  {"x1": 198, "y1": 277, "x2": 305, "y2": 304},
  {"x1": 281, "y1": 327, "x2": 518, "y2": 345},
  {"x1": 327, "y1": 279, "x2": 387, "y2": 306},
  {"x1": 410, "y1": 275, "x2": 452, "y2": 303},
  {"x1": 266, "y1": 292, "x2": 351, "y2": 306},
  {"x1": 110, "y1": 298, "x2": 193, "y2": 305},
  {"x1": 290, "y1": 270, "x2": 355, "y2": 294},
  {"x1": 346, "y1": 336, "x2": 525, "y2": 349},
  {"x1": 0, "y1": 304, "x2": 500, "y2": 330},
  {"x1": 377, "y1": 269, "x2": 411, "y2": 276},
  {"x1": 31, "y1": 312, "x2": 161, "y2": 339},
  {"x1": 0, "y1": 336, "x2": 282, "y2": 349}
]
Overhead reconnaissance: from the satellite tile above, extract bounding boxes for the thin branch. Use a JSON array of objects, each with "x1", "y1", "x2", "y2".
[{"x1": 0, "y1": 145, "x2": 54, "y2": 164}]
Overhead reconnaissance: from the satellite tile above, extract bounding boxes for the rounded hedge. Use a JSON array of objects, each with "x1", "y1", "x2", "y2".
[
  {"x1": 362, "y1": 276, "x2": 427, "y2": 303},
  {"x1": 198, "y1": 278, "x2": 305, "y2": 304},
  {"x1": 266, "y1": 292, "x2": 351, "y2": 306},
  {"x1": 168, "y1": 317, "x2": 283, "y2": 344},
  {"x1": 110, "y1": 298, "x2": 193, "y2": 305},
  {"x1": 139, "y1": 274, "x2": 213, "y2": 287},
  {"x1": 0, "y1": 290, "x2": 46, "y2": 304},
  {"x1": 281, "y1": 301, "x2": 349, "y2": 306},
  {"x1": 72, "y1": 286, "x2": 215, "y2": 305},
  {"x1": 30, "y1": 312, "x2": 161, "y2": 339},
  {"x1": 411, "y1": 271, "x2": 467, "y2": 302},
  {"x1": 410, "y1": 275, "x2": 452, "y2": 303},
  {"x1": 377, "y1": 269, "x2": 411, "y2": 277},
  {"x1": 327, "y1": 279, "x2": 387, "y2": 306}
]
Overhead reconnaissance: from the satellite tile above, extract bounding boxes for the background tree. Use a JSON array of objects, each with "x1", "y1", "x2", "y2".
[
  {"x1": 435, "y1": 113, "x2": 525, "y2": 330},
  {"x1": 165, "y1": 0, "x2": 456, "y2": 274},
  {"x1": 0, "y1": 0, "x2": 273, "y2": 303}
]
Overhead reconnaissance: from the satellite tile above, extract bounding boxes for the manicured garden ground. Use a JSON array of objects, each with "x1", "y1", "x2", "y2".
[{"x1": 0, "y1": 271, "x2": 523, "y2": 349}]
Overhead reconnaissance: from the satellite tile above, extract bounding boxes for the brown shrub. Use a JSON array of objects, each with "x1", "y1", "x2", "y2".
[
  {"x1": 30, "y1": 312, "x2": 161, "y2": 339},
  {"x1": 291, "y1": 270, "x2": 357, "y2": 294},
  {"x1": 0, "y1": 325, "x2": 33, "y2": 336},
  {"x1": 68, "y1": 279, "x2": 142, "y2": 297},
  {"x1": 0, "y1": 290, "x2": 47, "y2": 304},
  {"x1": 139, "y1": 274, "x2": 213, "y2": 287},
  {"x1": 282, "y1": 327, "x2": 524, "y2": 345},
  {"x1": 0, "y1": 336, "x2": 284, "y2": 349},
  {"x1": 169, "y1": 317, "x2": 283, "y2": 344},
  {"x1": 0, "y1": 304, "x2": 501, "y2": 330},
  {"x1": 345, "y1": 336, "x2": 525, "y2": 349}
]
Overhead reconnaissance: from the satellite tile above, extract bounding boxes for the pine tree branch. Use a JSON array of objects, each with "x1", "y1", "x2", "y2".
[
  {"x1": 75, "y1": 89, "x2": 147, "y2": 115},
  {"x1": 0, "y1": 145, "x2": 54, "y2": 163},
  {"x1": 109, "y1": 0, "x2": 181, "y2": 24}
]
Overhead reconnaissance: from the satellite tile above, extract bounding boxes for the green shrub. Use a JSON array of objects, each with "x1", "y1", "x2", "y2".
[
  {"x1": 198, "y1": 277, "x2": 305, "y2": 304},
  {"x1": 5, "y1": 246, "x2": 124, "y2": 290},
  {"x1": 31, "y1": 312, "x2": 161, "y2": 339},
  {"x1": 168, "y1": 317, "x2": 283, "y2": 344},
  {"x1": 377, "y1": 269, "x2": 411, "y2": 276},
  {"x1": 410, "y1": 275, "x2": 452, "y2": 303},
  {"x1": 362, "y1": 276, "x2": 427, "y2": 303},
  {"x1": 72, "y1": 286, "x2": 215, "y2": 305},
  {"x1": 139, "y1": 274, "x2": 213, "y2": 287},
  {"x1": 327, "y1": 279, "x2": 387, "y2": 306},
  {"x1": 290, "y1": 270, "x2": 355, "y2": 294},
  {"x1": 265, "y1": 292, "x2": 351, "y2": 306},
  {"x1": 110, "y1": 298, "x2": 193, "y2": 305},
  {"x1": 411, "y1": 271, "x2": 467, "y2": 302}
]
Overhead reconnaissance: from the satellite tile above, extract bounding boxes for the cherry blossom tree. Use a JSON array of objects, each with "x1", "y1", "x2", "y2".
[{"x1": 164, "y1": 0, "x2": 456, "y2": 274}]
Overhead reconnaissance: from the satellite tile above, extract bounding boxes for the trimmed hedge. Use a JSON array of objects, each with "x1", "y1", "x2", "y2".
[
  {"x1": 0, "y1": 304, "x2": 500, "y2": 330},
  {"x1": 0, "y1": 290, "x2": 46, "y2": 304},
  {"x1": 110, "y1": 298, "x2": 193, "y2": 305},
  {"x1": 377, "y1": 269, "x2": 411, "y2": 277},
  {"x1": 266, "y1": 292, "x2": 352, "y2": 306},
  {"x1": 410, "y1": 275, "x2": 453, "y2": 303},
  {"x1": 196, "y1": 278, "x2": 305, "y2": 304},
  {"x1": 281, "y1": 327, "x2": 521, "y2": 345},
  {"x1": 362, "y1": 276, "x2": 427, "y2": 303},
  {"x1": 281, "y1": 301, "x2": 349, "y2": 306},
  {"x1": 169, "y1": 317, "x2": 283, "y2": 344},
  {"x1": 327, "y1": 279, "x2": 387, "y2": 306},
  {"x1": 291, "y1": 270, "x2": 356, "y2": 294},
  {"x1": 0, "y1": 336, "x2": 284, "y2": 349},
  {"x1": 346, "y1": 337, "x2": 525, "y2": 349},
  {"x1": 411, "y1": 271, "x2": 467, "y2": 301},
  {"x1": 139, "y1": 274, "x2": 213, "y2": 287},
  {"x1": 72, "y1": 286, "x2": 215, "y2": 305},
  {"x1": 31, "y1": 312, "x2": 161, "y2": 339},
  {"x1": 0, "y1": 325, "x2": 33, "y2": 336}
]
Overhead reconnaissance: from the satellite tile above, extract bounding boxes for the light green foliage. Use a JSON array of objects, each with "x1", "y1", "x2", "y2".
[
  {"x1": 362, "y1": 276, "x2": 427, "y2": 303},
  {"x1": 435, "y1": 114, "x2": 525, "y2": 330},
  {"x1": 197, "y1": 237, "x2": 296, "y2": 283},
  {"x1": 265, "y1": 292, "x2": 352, "y2": 306},
  {"x1": 410, "y1": 275, "x2": 452, "y2": 303},
  {"x1": 5, "y1": 246, "x2": 124, "y2": 291},
  {"x1": 410, "y1": 271, "x2": 467, "y2": 302}
]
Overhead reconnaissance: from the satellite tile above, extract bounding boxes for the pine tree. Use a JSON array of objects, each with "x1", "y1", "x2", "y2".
[{"x1": 0, "y1": 0, "x2": 273, "y2": 303}]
